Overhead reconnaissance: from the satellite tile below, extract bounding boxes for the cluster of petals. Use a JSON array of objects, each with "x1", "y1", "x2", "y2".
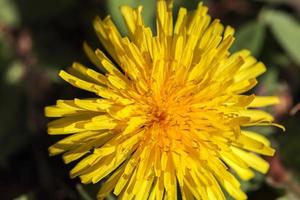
[{"x1": 45, "y1": 0, "x2": 283, "y2": 199}]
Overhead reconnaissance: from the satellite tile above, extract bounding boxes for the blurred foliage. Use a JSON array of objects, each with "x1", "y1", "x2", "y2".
[
  {"x1": 0, "y1": 0, "x2": 300, "y2": 199},
  {"x1": 0, "y1": 0, "x2": 20, "y2": 27},
  {"x1": 263, "y1": 9, "x2": 300, "y2": 65},
  {"x1": 231, "y1": 20, "x2": 266, "y2": 56}
]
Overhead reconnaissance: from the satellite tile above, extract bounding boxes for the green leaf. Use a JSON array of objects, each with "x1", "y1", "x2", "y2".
[
  {"x1": 231, "y1": 21, "x2": 266, "y2": 57},
  {"x1": 261, "y1": 66, "x2": 279, "y2": 95},
  {"x1": 263, "y1": 10, "x2": 300, "y2": 65},
  {"x1": 272, "y1": 53, "x2": 291, "y2": 66}
]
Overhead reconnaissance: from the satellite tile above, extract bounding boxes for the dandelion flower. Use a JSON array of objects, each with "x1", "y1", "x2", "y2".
[{"x1": 45, "y1": 0, "x2": 284, "y2": 199}]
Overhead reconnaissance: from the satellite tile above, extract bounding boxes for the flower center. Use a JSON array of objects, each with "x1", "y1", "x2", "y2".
[
  {"x1": 150, "y1": 107, "x2": 169, "y2": 125},
  {"x1": 153, "y1": 110, "x2": 167, "y2": 123}
]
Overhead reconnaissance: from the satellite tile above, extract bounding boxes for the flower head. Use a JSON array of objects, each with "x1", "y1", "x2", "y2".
[{"x1": 45, "y1": 0, "x2": 283, "y2": 199}]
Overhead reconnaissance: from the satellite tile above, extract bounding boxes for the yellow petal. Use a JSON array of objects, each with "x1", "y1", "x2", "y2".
[
  {"x1": 242, "y1": 130, "x2": 271, "y2": 146},
  {"x1": 249, "y1": 96, "x2": 280, "y2": 107},
  {"x1": 237, "y1": 132, "x2": 275, "y2": 156},
  {"x1": 48, "y1": 130, "x2": 104, "y2": 156},
  {"x1": 97, "y1": 163, "x2": 125, "y2": 200},
  {"x1": 238, "y1": 110, "x2": 274, "y2": 123},
  {"x1": 59, "y1": 70, "x2": 102, "y2": 93},
  {"x1": 232, "y1": 147, "x2": 270, "y2": 174}
]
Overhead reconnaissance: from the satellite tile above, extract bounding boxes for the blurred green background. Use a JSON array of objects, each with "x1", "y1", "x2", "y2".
[{"x1": 0, "y1": 0, "x2": 300, "y2": 199}]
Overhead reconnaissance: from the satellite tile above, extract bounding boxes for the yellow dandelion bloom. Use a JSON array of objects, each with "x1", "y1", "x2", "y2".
[{"x1": 45, "y1": 0, "x2": 284, "y2": 199}]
